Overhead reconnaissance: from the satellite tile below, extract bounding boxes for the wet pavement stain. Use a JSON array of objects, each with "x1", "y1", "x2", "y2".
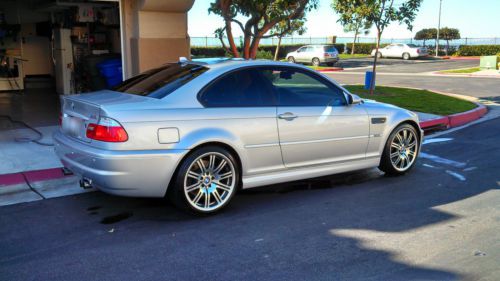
[
  {"x1": 87, "y1": 206, "x2": 102, "y2": 211},
  {"x1": 100, "y1": 212, "x2": 133, "y2": 224}
]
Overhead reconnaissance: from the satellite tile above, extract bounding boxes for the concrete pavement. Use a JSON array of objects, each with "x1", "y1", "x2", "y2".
[{"x1": 0, "y1": 117, "x2": 499, "y2": 280}]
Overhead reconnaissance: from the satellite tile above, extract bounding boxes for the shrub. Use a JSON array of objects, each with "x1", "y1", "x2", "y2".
[
  {"x1": 345, "y1": 43, "x2": 389, "y2": 54},
  {"x1": 456, "y1": 45, "x2": 500, "y2": 56},
  {"x1": 255, "y1": 50, "x2": 274, "y2": 60},
  {"x1": 190, "y1": 43, "x2": 346, "y2": 60}
]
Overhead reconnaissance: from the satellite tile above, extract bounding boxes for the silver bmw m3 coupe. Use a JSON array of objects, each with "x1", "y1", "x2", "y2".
[{"x1": 54, "y1": 58, "x2": 422, "y2": 214}]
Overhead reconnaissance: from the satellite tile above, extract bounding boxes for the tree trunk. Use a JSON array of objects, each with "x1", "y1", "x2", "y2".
[
  {"x1": 243, "y1": 33, "x2": 252, "y2": 59},
  {"x1": 351, "y1": 31, "x2": 358, "y2": 55},
  {"x1": 445, "y1": 40, "x2": 449, "y2": 56},
  {"x1": 369, "y1": 30, "x2": 382, "y2": 95},
  {"x1": 274, "y1": 36, "x2": 282, "y2": 61},
  {"x1": 224, "y1": 20, "x2": 239, "y2": 58}
]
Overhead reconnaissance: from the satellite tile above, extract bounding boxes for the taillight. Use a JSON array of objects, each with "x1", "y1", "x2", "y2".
[
  {"x1": 417, "y1": 49, "x2": 421, "y2": 54},
  {"x1": 324, "y1": 53, "x2": 331, "y2": 57},
  {"x1": 86, "y1": 117, "x2": 128, "y2": 142}
]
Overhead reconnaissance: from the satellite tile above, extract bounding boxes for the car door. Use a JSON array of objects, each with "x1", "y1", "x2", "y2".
[
  {"x1": 294, "y1": 47, "x2": 307, "y2": 62},
  {"x1": 263, "y1": 67, "x2": 370, "y2": 168},
  {"x1": 197, "y1": 67, "x2": 283, "y2": 175}
]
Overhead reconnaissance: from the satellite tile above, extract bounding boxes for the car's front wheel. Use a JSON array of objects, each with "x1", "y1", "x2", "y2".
[
  {"x1": 287, "y1": 56, "x2": 296, "y2": 63},
  {"x1": 379, "y1": 124, "x2": 419, "y2": 176},
  {"x1": 168, "y1": 146, "x2": 240, "y2": 215}
]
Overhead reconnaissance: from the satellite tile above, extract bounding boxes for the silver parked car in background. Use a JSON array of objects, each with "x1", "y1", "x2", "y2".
[
  {"x1": 55, "y1": 58, "x2": 422, "y2": 214},
  {"x1": 286, "y1": 45, "x2": 339, "y2": 66},
  {"x1": 371, "y1": 43, "x2": 429, "y2": 60}
]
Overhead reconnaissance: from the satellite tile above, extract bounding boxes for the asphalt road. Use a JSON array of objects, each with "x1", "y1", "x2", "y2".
[
  {"x1": 337, "y1": 57, "x2": 479, "y2": 73},
  {"x1": 324, "y1": 58, "x2": 500, "y2": 100},
  {"x1": 1, "y1": 118, "x2": 499, "y2": 281}
]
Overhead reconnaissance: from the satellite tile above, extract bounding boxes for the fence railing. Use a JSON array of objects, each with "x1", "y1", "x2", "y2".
[{"x1": 191, "y1": 36, "x2": 500, "y2": 47}]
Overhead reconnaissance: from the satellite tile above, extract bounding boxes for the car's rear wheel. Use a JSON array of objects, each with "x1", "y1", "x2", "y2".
[
  {"x1": 312, "y1": 57, "x2": 320, "y2": 66},
  {"x1": 379, "y1": 124, "x2": 419, "y2": 176},
  {"x1": 402, "y1": 52, "x2": 411, "y2": 60},
  {"x1": 169, "y1": 146, "x2": 240, "y2": 215},
  {"x1": 287, "y1": 56, "x2": 295, "y2": 63}
]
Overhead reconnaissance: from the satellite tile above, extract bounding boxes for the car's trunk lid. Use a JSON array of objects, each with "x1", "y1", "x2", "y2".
[{"x1": 60, "y1": 90, "x2": 153, "y2": 142}]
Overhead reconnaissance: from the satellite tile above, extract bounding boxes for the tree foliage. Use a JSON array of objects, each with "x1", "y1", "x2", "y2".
[
  {"x1": 331, "y1": 0, "x2": 372, "y2": 55},
  {"x1": 333, "y1": 0, "x2": 422, "y2": 94},
  {"x1": 209, "y1": 0, "x2": 318, "y2": 59}
]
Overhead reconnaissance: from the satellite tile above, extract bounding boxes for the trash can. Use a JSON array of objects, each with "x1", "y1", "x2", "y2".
[
  {"x1": 97, "y1": 58, "x2": 123, "y2": 88},
  {"x1": 364, "y1": 71, "x2": 374, "y2": 90}
]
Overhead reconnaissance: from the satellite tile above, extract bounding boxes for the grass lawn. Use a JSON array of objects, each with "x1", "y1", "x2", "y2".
[
  {"x1": 338, "y1": 54, "x2": 370, "y2": 59},
  {"x1": 344, "y1": 85, "x2": 477, "y2": 116},
  {"x1": 440, "y1": 67, "x2": 481, "y2": 74}
]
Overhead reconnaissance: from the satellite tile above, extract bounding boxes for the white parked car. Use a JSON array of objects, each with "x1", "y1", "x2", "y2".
[
  {"x1": 371, "y1": 43, "x2": 428, "y2": 60},
  {"x1": 286, "y1": 45, "x2": 339, "y2": 66}
]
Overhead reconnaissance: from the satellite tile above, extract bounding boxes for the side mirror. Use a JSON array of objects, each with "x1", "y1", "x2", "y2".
[{"x1": 348, "y1": 94, "x2": 362, "y2": 105}]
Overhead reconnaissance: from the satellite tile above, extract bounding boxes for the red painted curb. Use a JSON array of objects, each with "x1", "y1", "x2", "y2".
[
  {"x1": 419, "y1": 116, "x2": 449, "y2": 129},
  {"x1": 419, "y1": 104, "x2": 488, "y2": 130},
  {"x1": 24, "y1": 168, "x2": 66, "y2": 183},
  {"x1": 448, "y1": 56, "x2": 480, "y2": 60},
  {"x1": 0, "y1": 173, "x2": 25, "y2": 187},
  {"x1": 317, "y1": 67, "x2": 343, "y2": 72},
  {"x1": 0, "y1": 167, "x2": 71, "y2": 187}
]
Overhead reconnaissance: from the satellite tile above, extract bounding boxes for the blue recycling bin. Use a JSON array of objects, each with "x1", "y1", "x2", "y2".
[
  {"x1": 364, "y1": 71, "x2": 375, "y2": 90},
  {"x1": 97, "y1": 59, "x2": 123, "y2": 88}
]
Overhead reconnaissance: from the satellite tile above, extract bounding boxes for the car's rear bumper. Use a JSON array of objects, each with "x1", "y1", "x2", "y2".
[
  {"x1": 322, "y1": 57, "x2": 339, "y2": 63},
  {"x1": 53, "y1": 130, "x2": 188, "y2": 198}
]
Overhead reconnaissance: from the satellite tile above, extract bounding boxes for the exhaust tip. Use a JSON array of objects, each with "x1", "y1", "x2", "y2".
[{"x1": 79, "y1": 178, "x2": 93, "y2": 189}]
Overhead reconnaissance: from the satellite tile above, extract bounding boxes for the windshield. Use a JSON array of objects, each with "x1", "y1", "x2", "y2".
[{"x1": 113, "y1": 63, "x2": 208, "y2": 99}]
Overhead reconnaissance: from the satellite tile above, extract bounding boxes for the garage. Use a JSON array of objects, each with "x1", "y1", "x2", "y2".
[{"x1": 0, "y1": 0, "x2": 193, "y2": 126}]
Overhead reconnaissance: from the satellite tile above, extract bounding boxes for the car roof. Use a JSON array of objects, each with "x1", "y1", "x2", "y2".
[{"x1": 189, "y1": 58, "x2": 311, "y2": 71}]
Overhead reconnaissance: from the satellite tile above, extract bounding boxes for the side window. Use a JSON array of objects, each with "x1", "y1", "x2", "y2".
[
  {"x1": 263, "y1": 68, "x2": 347, "y2": 107},
  {"x1": 199, "y1": 68, "x2": 275, "y2": 107}
]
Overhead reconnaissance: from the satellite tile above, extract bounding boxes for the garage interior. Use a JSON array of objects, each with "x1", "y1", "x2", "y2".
[{"x1": 0, "y1": 0, "x2": 193, "y2": 127}]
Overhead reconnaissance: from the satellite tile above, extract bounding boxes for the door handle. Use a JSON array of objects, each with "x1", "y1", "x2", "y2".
[{"x1": 278, "y1": 112, "x2": 298, "y2": 121}]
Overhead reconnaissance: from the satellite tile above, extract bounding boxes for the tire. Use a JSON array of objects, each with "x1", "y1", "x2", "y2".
[
  {"x1": 287, "y1": 56, "x2": 295, "y2": 63},
  {"x1": 402, "y1": 52, "x2": 411, "y2": 60},
  {"x1": 168, "y1": 146, "x2": 240, "y2": 215},
  {"x1": 379, "y1": 124, "x2": 419, "y2": 176},
  {"x1": 376, "y1": 52, "x2": 382, "y2": 59},
  {"x1": 312, "y1": 57, "x2": 320, "y2": 66}
]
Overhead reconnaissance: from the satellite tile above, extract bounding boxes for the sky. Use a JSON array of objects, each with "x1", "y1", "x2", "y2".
[{"x1": 188, "y1": 0, "x2": 500, "y2": 39}]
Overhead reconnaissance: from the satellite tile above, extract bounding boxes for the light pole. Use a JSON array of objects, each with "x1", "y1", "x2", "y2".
[{"x1": 435, "y1": 0, "x2": 442, "y2": 57}]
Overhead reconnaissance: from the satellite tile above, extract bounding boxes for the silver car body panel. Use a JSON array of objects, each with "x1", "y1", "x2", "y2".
[
  {"x1": 54, "y1": 59, "x2": 421, "y2": 197},
  {"x1": 286, "y1": 45, "x2": 339, "y2": 64}
]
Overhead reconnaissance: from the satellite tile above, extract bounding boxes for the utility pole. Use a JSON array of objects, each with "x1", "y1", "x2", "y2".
[{"x1": 435, "y1": 0, "x2": 442, "y2": 57}]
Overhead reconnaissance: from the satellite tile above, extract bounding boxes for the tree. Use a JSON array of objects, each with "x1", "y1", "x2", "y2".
[
  {"x1": 270, "y1": 19, "x2": 306, "y2": 61},
  {"x1": 337, "y1": 0, "x2": 422, "y2": 95},
  {"x1": 414, "y1": 28, "x2": 437, "y2": 47},
  {"x1": 331, "y1": 0, "x2": 372, "y2": 55},
  {"x1": 209, "y1": 0, "x2": 318, "y2": 59},
  {"x1": 439, "y1": 27, "x2": 460, "y2": 56}
]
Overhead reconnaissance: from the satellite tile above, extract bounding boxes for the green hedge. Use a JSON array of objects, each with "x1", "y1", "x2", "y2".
[
  {"x1": 345, "y1": 43, "x2": 389, "y2": 54},
  {"x1": 191, "y1": 43, "x2": 345, "y2": 60},
  {"x1": 456, "y1": 45, "x2": 500, "y2": 56}
]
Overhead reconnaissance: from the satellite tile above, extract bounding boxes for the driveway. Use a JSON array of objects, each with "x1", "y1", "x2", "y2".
[{"x1": 1, "y1": 118, "x2": 499, "y2": 281}]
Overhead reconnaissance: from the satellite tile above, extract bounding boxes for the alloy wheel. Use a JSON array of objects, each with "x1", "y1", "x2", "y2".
[
  {"x1": 183, "y1": 152, "x2": 236, "y2": 212},
  {"x1": 389, "y1": 127, "x2": 418, "y2": 171}
]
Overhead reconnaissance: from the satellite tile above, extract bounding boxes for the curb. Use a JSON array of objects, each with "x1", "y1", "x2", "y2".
[
  {"x1": 0, "y1": 167, "x2": 69, "y2": 187},
  {"x1": 316, "y1": 67, "x2": 344, "y2": 72},
  {"x1": 419, "y1": 103, "x2": 488, "y2": 130}
]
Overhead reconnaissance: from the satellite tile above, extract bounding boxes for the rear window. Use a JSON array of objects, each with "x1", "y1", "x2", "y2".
[
  {"x1": 113, "y1": 63, "x2": 208, "y2": 99},
  {"x1": 324, "y1": 46, "x2": 338, "y2": 52},
  {"x1": 407, "y1": 44, "x2": 418, "y2": 48}
]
